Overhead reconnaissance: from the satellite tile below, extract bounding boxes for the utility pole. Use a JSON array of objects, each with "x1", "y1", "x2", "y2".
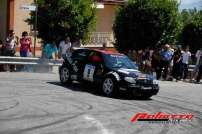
[{"x1": 33, "y1": 0, "x2": 37, "y2": 57}]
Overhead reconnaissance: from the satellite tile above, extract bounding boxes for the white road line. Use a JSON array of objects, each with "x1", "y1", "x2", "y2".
[{"x1": 84, "y1": 115, "x2": 113, "y2": 134}]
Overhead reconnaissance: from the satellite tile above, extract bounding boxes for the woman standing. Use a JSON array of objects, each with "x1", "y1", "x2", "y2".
[{"x1": 20, "y1": 31, "x2": 32, "y2": 57}]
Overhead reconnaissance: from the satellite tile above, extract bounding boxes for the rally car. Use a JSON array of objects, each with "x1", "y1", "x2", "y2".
[{"x1": 59, "y1": 48, "x2": 159, "y2": 99}]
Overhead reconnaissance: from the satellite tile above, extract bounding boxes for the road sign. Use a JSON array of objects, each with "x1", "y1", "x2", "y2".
[{"x1": 20, "y1": 5, "x2": 36, "y2": 11}]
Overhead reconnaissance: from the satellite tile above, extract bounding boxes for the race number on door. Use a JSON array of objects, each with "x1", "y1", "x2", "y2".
[{"x1": 83, "y1": 64, "x2": 95, "y2": 82}]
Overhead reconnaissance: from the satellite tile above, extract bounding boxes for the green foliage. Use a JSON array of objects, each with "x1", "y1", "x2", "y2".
[
  {"x1": 27, "y1": 0, "x2": 96, "y2": 44},
  {"x1": 113, "y1": 0, "x2": 179, "y2": 52},
  {"x1": 179, "y1": 9, "x2": 202, "y2": 52}
]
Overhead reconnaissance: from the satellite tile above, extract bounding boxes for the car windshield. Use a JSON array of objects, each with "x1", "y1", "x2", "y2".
[{"x1": 103, "y1": 54, "x2": 138, "y2": 70}]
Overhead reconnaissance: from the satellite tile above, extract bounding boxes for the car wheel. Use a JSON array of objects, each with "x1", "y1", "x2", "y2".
[
  {"x1": 102, "y1": 77, "x2": 117, "y2": 97},
  {"x1": 59, "y1": 66, "x2": 72, "y2": 85}
]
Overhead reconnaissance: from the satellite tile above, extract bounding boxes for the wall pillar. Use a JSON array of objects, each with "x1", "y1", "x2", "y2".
[
  {"x1": 8, "y1": 0, "x2": 15, "y2": 31},
  {"x1": 0, "y1": 0, "x2": 8, "y2": 42}
]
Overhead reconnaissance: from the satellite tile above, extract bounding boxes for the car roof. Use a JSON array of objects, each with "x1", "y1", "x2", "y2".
[
  {"x1": 93, "y1": 49, "x2": 124, "y2": 55},
  {"x1": 74, "y1": 48, "x2": 124, "y2": 55}
]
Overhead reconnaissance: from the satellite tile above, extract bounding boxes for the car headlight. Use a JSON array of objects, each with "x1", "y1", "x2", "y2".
[
  {"x1": 153, "y1": 80, "x2": 159, "y2": 85},
  {"x1": 124, "y1": 77, "x2": 136, "y2": 83}
]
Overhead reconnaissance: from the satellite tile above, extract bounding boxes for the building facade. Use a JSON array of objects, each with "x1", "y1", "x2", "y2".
[
  {"x1": 0, "y1": 0, "x2": 125, "y2": 56},
  {"x1": 87, "y1": 0, "x2": 125, "y2": 49}
]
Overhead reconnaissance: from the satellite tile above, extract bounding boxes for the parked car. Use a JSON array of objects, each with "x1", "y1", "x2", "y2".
[{"x1": 59, "y1": 48, "x2": 159, "y2": 99}]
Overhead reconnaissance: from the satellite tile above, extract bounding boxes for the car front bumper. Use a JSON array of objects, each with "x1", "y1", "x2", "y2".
[{"x1": 120, "y1": 84, "x2": 159, "y2": 96}]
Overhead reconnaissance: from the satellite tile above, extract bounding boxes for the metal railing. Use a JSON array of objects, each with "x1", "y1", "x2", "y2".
[
  {"x1": 85, "y1": 32, "x2": 114, "y2": 47},
  {"x1": 0, "y1": 56, "x2": 62, "y2": 66},
  {"x1": 0, "y1": 56, "x2": 63, "y2": 73}
]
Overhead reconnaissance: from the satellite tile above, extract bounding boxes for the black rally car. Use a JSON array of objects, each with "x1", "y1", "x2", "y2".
[{"x1": 59, "y1": 48, "x2": 159, "y2": 98}]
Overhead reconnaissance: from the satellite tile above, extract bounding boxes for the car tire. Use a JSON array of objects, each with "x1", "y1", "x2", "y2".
[
  {"x1": 59, "y1": 66, "x2": 72, "y2": 85},
  {"x1": 102, "y1": 77, "x2": 118, "y2": 97}
]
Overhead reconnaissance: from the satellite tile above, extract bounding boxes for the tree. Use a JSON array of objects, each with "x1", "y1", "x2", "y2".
[
  {"x1": 27, "y1": 0, "x2": 96, "y2": 44},
  {"x1": 113, "y1": 0, "x2": 179, "y2": 52},
  {"x1": 179, "y1": 9, "x2": 202, "y2": 52}
]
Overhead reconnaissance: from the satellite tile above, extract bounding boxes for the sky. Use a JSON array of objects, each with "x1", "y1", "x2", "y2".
[{"x1": 179, "y1": 0, "x2": 202, "y2": 10}]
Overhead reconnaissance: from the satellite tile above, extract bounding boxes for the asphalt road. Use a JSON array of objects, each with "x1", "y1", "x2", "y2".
[{"x1": 0, "y1": 72, "x2": 201, "y2": 134}]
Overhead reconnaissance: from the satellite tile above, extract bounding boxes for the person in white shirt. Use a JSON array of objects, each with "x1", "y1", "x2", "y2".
[
  {"x1": 195, "y1": 48, "x2": 202, "y2": 67},
  {"x1": 58, "y1": 36, "x2": 72, "y2": 59},
  {"x1": 181, "y1": 47, "x2": 191, "y2": 80},
  {"x1": 191, "y1": 48, "x2": 202, "y2": 82},
  {"x1": 4, "y1": 30, "x2": 18, "y2": 72}
]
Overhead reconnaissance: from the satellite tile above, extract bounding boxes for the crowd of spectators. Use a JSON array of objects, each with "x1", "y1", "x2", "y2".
[
  {"x1": 127, "y1": 44, "x2": 202, "y2": 83},
  {"x1": 0, "y1": 30, "x2": 74, "y2": 72}
]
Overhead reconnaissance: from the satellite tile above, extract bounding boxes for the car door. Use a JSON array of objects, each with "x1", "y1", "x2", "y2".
[
  {"x1": 71, "y1": 49, "x2": 90, "y2": 79},
  {"x1": 83, "y1": 51, "x2": 104, "y2": 83}
]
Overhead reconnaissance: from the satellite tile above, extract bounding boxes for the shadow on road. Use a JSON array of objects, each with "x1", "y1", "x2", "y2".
[{"x1": 47, "y1": 81, "x2": 153, "y2": 101}]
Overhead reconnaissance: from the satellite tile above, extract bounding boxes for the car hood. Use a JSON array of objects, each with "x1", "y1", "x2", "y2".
[{"x1": 114, "y1": 68, "x2": 153, "y2": 80}]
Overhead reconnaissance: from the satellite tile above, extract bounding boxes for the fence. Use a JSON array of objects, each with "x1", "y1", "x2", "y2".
[{"x1": 0, "y1": 56, "x2": 63, "y2": 73}]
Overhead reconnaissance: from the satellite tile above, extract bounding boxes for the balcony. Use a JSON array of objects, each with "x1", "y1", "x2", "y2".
[{"x1": 84, "y1": 32, "x2": 114, "y2": 47}]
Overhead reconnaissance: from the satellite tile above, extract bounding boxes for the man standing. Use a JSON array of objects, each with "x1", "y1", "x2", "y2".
[
  {"x1": 4, "y1": 30, "x2": 18, "y2": 56},
  {"x1": 195, "y1": 48, "x2": 202, "y2": 83},
  {"x1": 4, "y1": 30, "x2": 18, "y2": 71},
  {"x1": 43, "y1": 41, "x2": 58, "y2": 60},
  {"x1": 191, "y1": 47, "x2": 202, "y2": 81},
  {"x1": 0, "y1": 40, "x2": 4, "y2": 71},
  {"x1": 58, "y1": 36, "x2": 72, "y2": 59},
  {"x1": 159, "y1": 44, "x2": 174, "y2": 80},
  {"x1": 181, "y1": 46, "x2": 191, "y2": 80}
]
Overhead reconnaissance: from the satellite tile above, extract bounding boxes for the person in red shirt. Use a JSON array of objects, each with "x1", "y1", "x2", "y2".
[{"x1": 20, "y1": 31, "x2": 32, "y2": 57}]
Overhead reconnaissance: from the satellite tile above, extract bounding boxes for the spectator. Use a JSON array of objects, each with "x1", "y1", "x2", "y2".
[
  {"x1": 0, "y1": 40, "x2": 4, "y2": 71},
  {"x1": 43, "y1": 41, "x2": 58, "y2": 60},
  {"x1": 4, "y1": 30, "x2": 18, "y2": 71},
  {"x1": 136, "y1": 50, "x2": 144, "y2": 71},
  {"x1": 101, "y1": 42, "x2": 107, "y2": 50},
  {"x1": 196, "y1": 63, "x2": 202, "y2": 83},
  {"x1": 131, "y1": 50, "x2": 137, "y2": 62},
  {"x1": 172, "y1": 47, "x2": 182, "y2": 81},
  {"x1": 181, "y1": 46, "x2": 191, "y2": 80},
  {"x1": 58, "y1": 36, "x2": 72, "y2": 59},
  {"x1": 0, "y1": 40, "x2": 3, "y2": 56},
  {"x1": 72, "y1": 37, "x2": 82, "y2": 48},
  {"x1": 142, "y1": 47, "x2": 152, "y2": 74},
  {"x1": 151, "y1": 47, "x2": 161, "y2": 79},
  {"x1": 194, "y1": 47, "x2": 202, "y2": 83},
  {"x1": 19, "y1": 31, "x2": 32, "y2": 57},
  {"x1": 127, "y1": 50, "x2": 133, "y2": 60},
  {"x1": 159, "y1": 44, "x2": 174, "y2": 80},
  {"x1": 4, "y1": 30, "x2": 18, "y2": 56}
]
